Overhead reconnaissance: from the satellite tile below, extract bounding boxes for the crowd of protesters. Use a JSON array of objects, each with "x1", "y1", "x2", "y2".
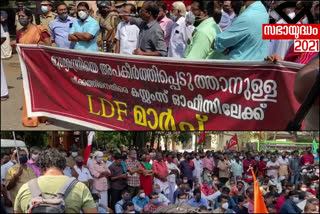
[
  {"x1": 1, "y1": 1, "x2": 319, "y2": 129},
  {"x1": 1, "y1": 144, "x2": 319, "y2": 213}
]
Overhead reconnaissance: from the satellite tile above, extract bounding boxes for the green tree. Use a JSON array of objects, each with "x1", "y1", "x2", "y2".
[{"x1": 1, "y1": 131, "x2": 50, "y2": 148}]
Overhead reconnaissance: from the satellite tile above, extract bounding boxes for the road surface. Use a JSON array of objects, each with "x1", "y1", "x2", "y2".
[{"x1": 1, "y1": 54, "x2": 91, "y2": 130}]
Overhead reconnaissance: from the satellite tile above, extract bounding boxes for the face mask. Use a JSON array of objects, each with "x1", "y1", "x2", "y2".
[
  {"x1": 293, "y1": 197, "x2": 300, "y2": 204},
  {"x1": 146, "y1": 158, "x2": 151, "y2": 162},
  {"x1": 100, "y1": 10, "x2": 107, "y2": 15},
  {"x1": 243, "y1": 203, "x2": 249, "y2": 208},
  {"x1": 19, "y1": 155, "x2": 28, "y2": 164},
  {"x1": 131, "y1": 155, "x2": 137, "y2": 160},
  {"x1": 222, "y1": 202, "x2": 229, "y2": 210},
  {"x1": 239, "y1": 156, "x2": 243, "y2": 160},
  {"x1": 183, "y1": 179, "x2": 188, "y2": 183},
  {"x1": 153, "y1": 199, "x2": 160, "y2": 204},
  {"x1": 124, "y1": 196, "x2": 131, "y2": 201},
  {"x1": 78, "y1": 11, "x2": 88, "y2": 20},
  {"x1": 76, "y1": 161, "x2": 83, "y2": 167},
  {"x1": 301, "y1": 187, "x2": 307, "y2": 192},
  {"x1": 155, "y1": 189, "x2": 161, "y2": 194},
  {"x1": 179, "y1": 199, "x2": 188, "y2": 203},
  {"x1": 170, "y1": 14, "x2": 177, "y2": 22},
  {"x1": 103, "y1": 157, "x2": 108, "y2": 162},
  {"x1": 19, "y1": 18, "x2": 29, "y2": 27},
  {"x1": 71, "y1": 152, "x2": 78, "y2": 157},
  {"x1": 167, "y1": 158, "x2": 173, "y2": 163},
  {"x1": 31, "y1": 154, "x2": 39, "y2": 161},
  {"x1": 139, "y1": 193, "x2": 146, "y2": 198},
  {"x1": 41, "y1": 5, "x2": 48, "y2": 13},
  {"x1": 96, "y1": 157, "x2": 103, "y2": 163},
  {"x1": 58, "y1": 13, "x2": 68, "y2": 20}
]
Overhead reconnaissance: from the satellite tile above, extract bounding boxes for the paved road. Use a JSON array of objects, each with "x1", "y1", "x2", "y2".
[{"x1": 1, "y1": 54, "x2": 91, "y2": 130}]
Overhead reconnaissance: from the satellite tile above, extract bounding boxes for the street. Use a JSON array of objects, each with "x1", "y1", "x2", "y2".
[{"x1": 1, "y1": 54, "x2": 90, "y2": 130}]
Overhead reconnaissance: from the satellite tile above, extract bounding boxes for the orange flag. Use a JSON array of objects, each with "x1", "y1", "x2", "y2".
[{"x1": 251, "y1": 168, "x2": 268, "y2": 213}]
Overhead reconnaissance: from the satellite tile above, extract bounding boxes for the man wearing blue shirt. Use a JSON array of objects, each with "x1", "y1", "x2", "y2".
[
  {"x1": 188, "y1": 189, "x2": 209, "y2": 209},
  {"x1": 49, "y1": 2, "x2": 75, "y2": 49},
  {"x1": 132, "y1": 189, "x2": 149, "y2": 212},
  {"x1": 213, "y1": 1, "x2": 269, "y2": 60},
  {"x1": 68, "y1": 2, "x2": 100, "y2": 52}
]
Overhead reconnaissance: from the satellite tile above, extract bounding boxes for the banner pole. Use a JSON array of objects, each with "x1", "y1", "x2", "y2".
[{"x1": 12, "y1": 131, "x2": 20, "y2": 165}]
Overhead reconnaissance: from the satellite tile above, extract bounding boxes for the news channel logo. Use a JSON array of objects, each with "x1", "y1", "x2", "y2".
[{"x1": 274, "y1": 1, "x2": 314, "y2": 24}]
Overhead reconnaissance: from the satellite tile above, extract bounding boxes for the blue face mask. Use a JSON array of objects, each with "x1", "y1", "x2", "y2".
[
  {"x1": 19, "y1": 155, "x2": 28, "y2": 164},
  {"x1": 124, "y1": 196, "x2": 131, "y2": 202},
  {"x1": 153, "y1": 199, "x2": 160, "y2": 204}
]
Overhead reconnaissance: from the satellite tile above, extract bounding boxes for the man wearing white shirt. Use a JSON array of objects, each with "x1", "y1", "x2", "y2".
[
  {"x1": 230, "y1": 156, "x2": 243, "y2": 181},
  {"x1": 168, "y1": 1, "x2": 188, "y2": 58},
  {"x1": 266, "y1": 155, "x2": 280, "y2": 180},
  {"x1": 153, "y1": 184, "x2": 170, "y2": 205},
  {"x1": 1, "y1": 24, "x2": 9, "y2": 101},
  {"x1": 219, "y1": 1, "x2": 235, "y2": 31},
  {"x1": 74, "y1": 155, "x2": 93, "y2": 187},
  {"x1": 115, "y1": 3, "x2": 140, "y2": 55},
  {"x1": 193, "y1": 154, "x2": 203, "y2": 185},
  {"x1": 269, "y1": 8, "x2": 295, "y2": 59},
  {"x1": 166, "y1": 154, "x2": 180, "y2": 204}
]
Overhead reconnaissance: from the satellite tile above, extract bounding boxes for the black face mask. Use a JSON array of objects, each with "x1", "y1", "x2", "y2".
[
  {"x1": 194, "y1": 17, "x2": 202, "y2": 27},
  {"x1": 76, "y1": 161, "x2": 83, "y2": 167},
  {"x1": 100, "y1": 10, "x2": 107, "y2": 15}
]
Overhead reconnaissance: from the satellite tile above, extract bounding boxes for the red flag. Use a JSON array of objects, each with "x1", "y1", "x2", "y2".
[
  {"x1": 84, "y1": 131, "x2": 95, "y2": 165},
  {"x1": 227, "y1": 134, "x2": 238, "y2": 149},
  {"x1": 251, "y1": 168, "x2": 268, "y2": 213},
  {"x1": 259, "y1": 131, "x2": 262, "y2": 141},
  {"x1": 198, "y1": 132, "x2": 206, "y2": 144}
]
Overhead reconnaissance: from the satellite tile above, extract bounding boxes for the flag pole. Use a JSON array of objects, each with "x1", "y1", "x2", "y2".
[{"x1": 12, "y1": 131, "x2": 20, "y2": 165}]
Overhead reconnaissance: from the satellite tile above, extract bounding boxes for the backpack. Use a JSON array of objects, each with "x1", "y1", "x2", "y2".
[{"x1": 27, "y1": 177, "x2": 78, "y2": 213}]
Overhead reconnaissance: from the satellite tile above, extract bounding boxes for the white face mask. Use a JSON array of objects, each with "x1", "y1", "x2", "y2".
[
  {"x1": 31, "y1": 154, "x2": 39, "y2": 161},
  {"x1": 78, "y1": 11, "x2": 88, "y2": 20},
  {"x1": 41, "y1": 5, "x2": 48, "y2": 13},
  {"x1": 222, "y1": 202, "x2": 229, "y2": 210},
  {"x1": 183, "y1": 179, "x2": 188, "y2": 183},
  {"x1": 71, "y1": 152, "x2": 78, "y2": 157},
  {"x1": 96, "y1": 157, "x2": 103, "y2": 163},
  {"x1": 243, "y1": 202, "x2": 249, "y2": 208},
  {"x1": 179, "y1": 199, "x2": 188, "y2": 203},
  {"x1": 301, "y1": 187, "x2": 307, "y2": 192},
  {"x1": 139, "y1": 193, "x2": 146, "y2": 198}
]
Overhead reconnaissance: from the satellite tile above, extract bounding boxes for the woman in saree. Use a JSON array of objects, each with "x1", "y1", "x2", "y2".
[
  {"x1": 139, "y1": 153, "x2": 154, "y2": 196},
  {"x1": 16, "y1": 7, "x2": 51, "y2": 127}
]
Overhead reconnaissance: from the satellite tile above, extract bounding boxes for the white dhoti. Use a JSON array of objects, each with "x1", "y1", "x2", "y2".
[
  {"x1": 1, "y1": 32, "x2": 12, "y2": 59},
  {"x1": 1, "y1": 59, "x2": 9, "y2": 97},
  {"x1": 92, "y1": 188, "x2": 108, "y2": 208},
  {"x1": 154, "y1": 178, "x2": 170, "y2": 195}
]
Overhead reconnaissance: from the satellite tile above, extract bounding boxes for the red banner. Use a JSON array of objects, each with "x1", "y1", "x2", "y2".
[
  {"x1": 227, "y1": 134, "x2": 238, "y2": 149},
  {"x1": 17, "y1": 45, "x2": 302, "y2": 130}
]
